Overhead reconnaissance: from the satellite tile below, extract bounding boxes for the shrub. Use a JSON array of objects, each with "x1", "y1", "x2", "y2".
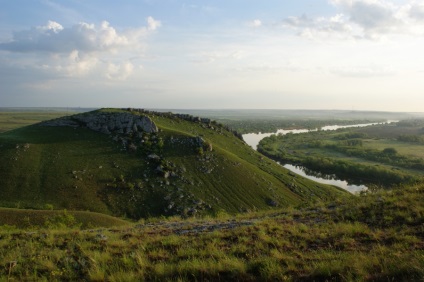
[
  {"x1": 44, "y1": 210, "x2": 81, "y2": 229},
  {"x1": 383, "y1": 148, "x2": 397, "y2": 155}
]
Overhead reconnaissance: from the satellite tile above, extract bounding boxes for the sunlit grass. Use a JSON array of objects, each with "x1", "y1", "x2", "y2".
[{"x1": 2, "y1": 183, "x2": 422, "y2": 280}]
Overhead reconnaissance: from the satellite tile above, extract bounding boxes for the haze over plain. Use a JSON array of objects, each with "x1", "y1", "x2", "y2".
[{"x1": 0, "y1": 0, "x2": 423, "y2": 111}]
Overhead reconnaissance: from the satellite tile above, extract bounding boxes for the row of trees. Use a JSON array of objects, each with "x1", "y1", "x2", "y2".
[
  {"x1": 300, "y1": 156, "x2": 418, "y2": 186},
  {"x1": 322, "y1": 144, "x2": 424, "y2": 170},
  {"x1": 223, "y1": 119, "x2": 377, "y2": 134}
]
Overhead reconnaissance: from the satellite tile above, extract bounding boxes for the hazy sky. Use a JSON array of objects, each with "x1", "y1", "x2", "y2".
[{"x1": 1, "y1": 0, "x2": 424, "y2": 111}]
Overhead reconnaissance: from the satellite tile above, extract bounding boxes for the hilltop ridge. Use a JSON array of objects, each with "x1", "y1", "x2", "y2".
[{"x1": 41, "y1": 109, "x2": 159, "y2": 134}]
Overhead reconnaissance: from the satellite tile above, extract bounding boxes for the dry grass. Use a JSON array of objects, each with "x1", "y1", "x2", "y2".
[{"x1": 1, "y1": 184, "x2": 423, "y2": 281}]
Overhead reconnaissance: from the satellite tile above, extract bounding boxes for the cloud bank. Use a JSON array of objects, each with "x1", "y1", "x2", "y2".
[
  {"x1": 283, "y1": 0, "x2": 424, "y2": 40},
  {"x1": 0, "y1": 17, "x2": 160, "y2": 79}
]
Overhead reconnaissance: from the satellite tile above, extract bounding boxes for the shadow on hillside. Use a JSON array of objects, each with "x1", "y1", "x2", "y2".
[{"x1": 0, "y1": 126, "x2": 112, "y2": 144}]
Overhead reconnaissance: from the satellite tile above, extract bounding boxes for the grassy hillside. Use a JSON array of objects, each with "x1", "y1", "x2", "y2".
[
  {"x1": 0, "y1": 208, "x2": 129, "y2": 229},
  {"x1": 0, "y1": 108, "x2": 347, "y2": 219},
  {"x1": 1, "y1": 183, "x2": 422, "y2": 281}
]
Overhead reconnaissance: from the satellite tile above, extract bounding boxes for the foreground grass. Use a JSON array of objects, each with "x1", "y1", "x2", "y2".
[{"x1": 1, "y1": 184, "x2": 423, "y2": 281}]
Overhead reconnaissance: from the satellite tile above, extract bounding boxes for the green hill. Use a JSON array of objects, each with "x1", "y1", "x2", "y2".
[{"x1": 0, "y1": 108, "x2": 347, "y2": 220}]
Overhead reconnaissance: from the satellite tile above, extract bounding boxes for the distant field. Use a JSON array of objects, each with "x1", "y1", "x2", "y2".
[
  {"x1": 0, "y1": 108, "x2": 94, "y2": 132},
  {"x1": 163, "y1": 109, "x2": 415, "y2": 134},
  {"x1": 0, "y1": 112, "x2": 69, "y2": 133}
]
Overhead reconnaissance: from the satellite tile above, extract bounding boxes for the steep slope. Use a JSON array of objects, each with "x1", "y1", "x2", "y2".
[{"x1": 0, "y1": 108, "x2": 347, "y2": 219}]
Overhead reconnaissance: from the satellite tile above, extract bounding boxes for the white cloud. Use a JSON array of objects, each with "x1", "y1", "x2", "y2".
[
  {"x1": 249, "y1": 19, "x2": 262, "y2": 28},
  {"x1": 106, "y1": 61, "x2": 134, "y2": 80},
  {"x1": 0, "y1": 21, "x2": 138, "y2": 54},
  {"x1": 331, "y1": 0, "x2": 401, "y2": 39},
  {"x1": 283, "y1": 13, "x2": 354, "y2": 39},
  {"x1": 98, "y1": 21, "x2": 129, "y2": 48},
  {"x1": 63, "y1": 50, "x2": 98, "y2": 76},
  {"x1": 283, "y1": 0, "x2": 424, "y2": 40},
  {"x1": 0, "y1": 17, "x2": 160, "y2": 80},
  {"x1": 0, "y1": 19, "x2": 159, "y2": 53},
  {"x1": 39, "y1": 20, "x2": 64, "y2": 33},
  {"x1": 284, "y1": 14, "x2": 315, "y2": 28},
  {"x1": 32, "y1": 50, "x2": 98, "y2": 77},
  {"x1": 147, "y1": 16, "x2": 161, "y2": 31}
]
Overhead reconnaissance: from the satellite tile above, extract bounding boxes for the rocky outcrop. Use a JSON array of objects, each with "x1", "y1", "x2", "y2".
[
  {"x1": 128, "y1": 108, "x2": 244, "y2": 141},
  {"x1": 41, "y1": 111, "x2": 158, "y2": 135},
  {"x1": 194, "y1": 136, "x2": 213, "y2": 152}
]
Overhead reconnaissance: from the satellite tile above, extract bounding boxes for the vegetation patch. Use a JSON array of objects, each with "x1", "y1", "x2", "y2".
[{"x1": 258, "y1": 122, "x2": 424, "y2": 187}]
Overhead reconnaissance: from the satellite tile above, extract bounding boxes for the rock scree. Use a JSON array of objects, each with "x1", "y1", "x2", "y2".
[{"x1": 40, "y1": 110, "x2": 158, "y2": 135}]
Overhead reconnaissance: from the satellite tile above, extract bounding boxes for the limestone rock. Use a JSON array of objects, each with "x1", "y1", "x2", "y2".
[
  {"x1": 148, "y1": 154, "x2": 161, "y2": 160},
  {"x1": 41, "y1": 111, "x2": 158, "y2": 135}
]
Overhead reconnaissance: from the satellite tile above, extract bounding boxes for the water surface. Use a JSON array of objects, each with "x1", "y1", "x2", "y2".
[
  {"x1": 283, "y1": 164, "x2": 367, "y2": 194},
  {"x1": 243, "y1": 121, "x2": 396, "y2": 150},
  {"x1": 242, "y1": 121, "x2": 396, "y2": 193}
]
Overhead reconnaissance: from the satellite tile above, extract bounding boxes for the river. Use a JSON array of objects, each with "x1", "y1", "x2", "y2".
[
  {"x1": 282, "y1": 164, "x2": 367, "y2": 193},
  {"x1": 242, "y1": 121, "x2": 397, "y2": 193}
]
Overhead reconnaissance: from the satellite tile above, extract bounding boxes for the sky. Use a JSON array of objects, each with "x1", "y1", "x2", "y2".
[{"x1": 1, "y1": 0, "x2": 424, "y2": 112}]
